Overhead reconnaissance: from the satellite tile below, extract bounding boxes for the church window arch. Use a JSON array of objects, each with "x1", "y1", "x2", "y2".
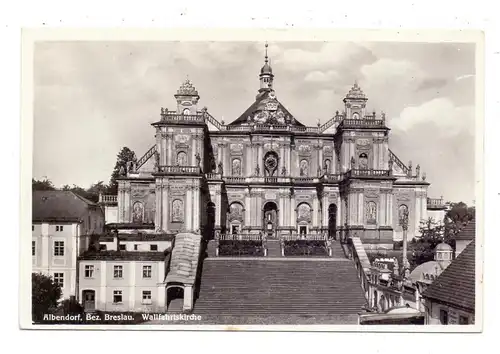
[{"x1": 359, "y1": 153, "x2": 368, "y2": 169}]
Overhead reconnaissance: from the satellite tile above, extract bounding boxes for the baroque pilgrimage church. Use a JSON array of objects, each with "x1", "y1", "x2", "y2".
[
  {"x1": 110, "y1": 45, "x2": 433, "y2": 245},
  {"x1": 36, "y1": 45, "x2": 458, "y2": 323}
]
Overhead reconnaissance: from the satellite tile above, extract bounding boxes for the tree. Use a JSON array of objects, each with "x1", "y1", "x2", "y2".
[
  {"x1": 108, "y1": 147, "x2": 137, "y2": 194},
  {"x1": 32, "y1": 178, "x2": 55, "y2": 191},
  {"x1": 418, "y1": 217, "x2": 445, "y2": 243},
  {"x1": 32, "y1": 273, "x2": 62, "y2": 322}
]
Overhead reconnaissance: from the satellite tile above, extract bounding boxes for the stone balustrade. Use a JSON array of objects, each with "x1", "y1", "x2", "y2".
[
  {"x1": 157, "y1": 165, "x2": 201, "y2": 175},
  {"x1": 99, "y1": 194, "x2": 117, "y2": 204}
]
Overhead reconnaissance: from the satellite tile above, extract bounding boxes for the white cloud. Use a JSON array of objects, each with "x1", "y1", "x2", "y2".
[
  {"x1": 304, "y1": 70, "x2": 339, "y2": 83},
  {"x1": 360, "y1": 58, "x2": 428, "y2": 91},
  {"x1": 391, "y1": 98, "x2": 474, "y2": 136},
  {"x1": 455, "y1": 74, "x2": 475, "y2": 81}
]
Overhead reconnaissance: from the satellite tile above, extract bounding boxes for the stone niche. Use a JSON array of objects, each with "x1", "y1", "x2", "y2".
[{"x1": 130, "y1": 184, "x2": 156, "y2": 224}]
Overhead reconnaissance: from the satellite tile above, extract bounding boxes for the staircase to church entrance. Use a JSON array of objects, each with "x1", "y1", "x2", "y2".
[{"x1": 193, "y1": 257, "x2": 366, "y2": 318}]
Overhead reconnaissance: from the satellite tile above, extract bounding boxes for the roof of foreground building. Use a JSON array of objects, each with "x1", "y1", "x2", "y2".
[
  {"x1": 32, "y1": 190, "x2": 100, "y2": 222},
  {"x1": 422, "y1": 240, "x2": 476, "y2": 312}
]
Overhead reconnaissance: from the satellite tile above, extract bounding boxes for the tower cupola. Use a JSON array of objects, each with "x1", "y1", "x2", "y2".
[{"x1": 259, "y1": 43, "x2": 274, "y2": 92}]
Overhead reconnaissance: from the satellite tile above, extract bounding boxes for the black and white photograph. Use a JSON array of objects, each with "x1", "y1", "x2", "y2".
[{"x1": 21, "y1": 30, "x2": 482, "y2": 330}]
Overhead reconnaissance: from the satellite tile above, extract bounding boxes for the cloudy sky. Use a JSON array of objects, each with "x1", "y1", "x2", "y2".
[{"x1": 33, "y1": 41, "x2": 476, "y2": 204}]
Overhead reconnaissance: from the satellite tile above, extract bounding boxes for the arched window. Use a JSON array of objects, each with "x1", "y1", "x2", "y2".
[
  {"x1": 182, "y1": 108, "x2": 190, "y2": 115},
  {"x1": 176, "y1": 151, "x2": 187, "y2": 166},
  {"x1": 324, "y1": 159, "x2": 331, "y2": 174},
  {"x1": 353, "y1": 112, "x2": 360, "y2": 119}
]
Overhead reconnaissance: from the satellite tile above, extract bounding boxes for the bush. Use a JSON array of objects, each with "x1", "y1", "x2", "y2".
[
  {"x1": 59, "y1": 297, "x2": 84, "y2": 317},
  {"x1": 32, "y1": 273, "x2": 62, "y2": 323},
  {"x1": 218, "y1": 240, "x2": 264, "y2": 256},
  {"x1": 283, "y1": 240, "x2": 328, "y2": 256}
]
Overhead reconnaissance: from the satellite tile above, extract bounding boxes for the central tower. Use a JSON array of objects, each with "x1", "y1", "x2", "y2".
[{"x1": 259, "y1": 43, "x2": 274, "y2": 92}]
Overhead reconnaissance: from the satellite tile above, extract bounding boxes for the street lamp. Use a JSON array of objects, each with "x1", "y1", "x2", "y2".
[{"x1": 399, "y1": 207, "x2": 411, "y2": 274}]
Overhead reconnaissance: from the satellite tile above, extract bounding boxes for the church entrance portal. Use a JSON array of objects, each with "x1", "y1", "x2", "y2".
[{"x1": 262, "y1": 202, "x2": 278, "y2": 238}]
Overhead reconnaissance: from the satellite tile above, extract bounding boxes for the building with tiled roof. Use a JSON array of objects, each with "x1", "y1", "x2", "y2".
[
  {"x1": 455, "y1": 219, "x2": 475, "y2": 256},
  {"x1": 32, "y1": 190, "x2": 105, "y2": 300},
  {"x1": 422, "y1": 240, "x2": 476, "y2": 325}
]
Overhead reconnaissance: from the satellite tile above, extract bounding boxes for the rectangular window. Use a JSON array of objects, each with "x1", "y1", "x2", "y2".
[
  {"x1": 32, "y1": 225, "x2": 34, "y2": 231},
  {"x1": 55, "y1": 225, "x2": 64, "y2": 232},
  {"x1": 113, "y1": 290, "x2": 123, "y2": 304},
  {"x1": 150, "y1": 244, "x2": 158, "y2": 251},
  {"x1": 53, "y1": 273, "x2": 64, "y2": 288},
  {"x1": 113, "y1": 265, "x2": 123, "y2": 278},
  {"x1": 142, "y1": 290, "x2": 152, "y2": 304},
  {"x1": 54, "y1": 241, "x2": 64, "y2": 256},
  {"x1": 439, "y1": 309, "x2": 449, "y2": 325},
  {"x1": 143, "y1": 265, "x2": 152, "y2": 278},
  {"x1": 134, "y1": 244, "x2": 138, "y2": 251},
  {"x1": 459, "y1": 315, "x2": 469, "y2": 325},
  {"x1": 119, "y1": 244, "x2": 126, "y2": 251},
  {"x1": 84, "y1": 265, "x2": 94, "y2": 278},
  {"x1": 32, "y1": 241, "x2": 36, "y2": 256}
]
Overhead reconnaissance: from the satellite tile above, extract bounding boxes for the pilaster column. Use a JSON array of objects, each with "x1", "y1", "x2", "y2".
[
  {"x1": 245, "y1": 144, "x2": 252, "y2": 176},
  {"x1": 155, "y1": 183, "x2": 161, "y2": 228},
  {"x1": 387, "y1": 193, "x2": 393, "y2": 227},
  {"x1": 245, "y1": 191, "x2": 251, "y2": 226},
  {"x1": 124, "y1": 185, "x2": 131, "y2": 223},
  {"x1": 256, "y1": 193, "x2": 262, "y2": 227},
  {"x1": 358, "y1": 192, "x2": 364, "y2": 225},
  {"x1": 290, "y1": 194, "x2": 296, "y2": 228},
  {"x1": 380, "y1": 192, "x2": 386, "y2": 226},
  {"x1": 415, "y1": 194, "x2": 421, "y2": 234},
  {"x1": 323, "y1": 193, "x2": 328, "y2": 228},
  {"x1": 312, "y1": 191, "x2": 318, "y2": 228},
  {"x1": 162, "y1": 183, "x2": 169, "y2": 232},
  {"x1": 166, "y1": 135, "x2": 172, "y2": 165},
  {"x1": 318, "y1": 147, "x2": 324, "y2": 174},
  {"x1": 193, "y1": 186, "x2": 200, "y2": 231},
  {"x1": 157, "y1": 261, "x2": 166, "y2": 309},
  {"x1": 287, "y1": 145, "x2": 291, "y2": 175},
  {"x1": 280, "y1": 145, "x2": 285, "y2": 172},
  {"x1": 258, "y1": 144, "x2": 263, "y2": 175},
  {"x1": 41, "y1": 223, "x2": 49, "y2": 269},
  {"x1": 215, "y1": 191, "x2": 222, "y2": 228},
  {"x1": 421, "y1": 194, "x2": 427, "y2": 222},
  {"x1": 337, "y1": 195, "x2": 342, "y2": 227},
  {"x1": 191, "y1": 136, "x2": 197, "y2": 166}
]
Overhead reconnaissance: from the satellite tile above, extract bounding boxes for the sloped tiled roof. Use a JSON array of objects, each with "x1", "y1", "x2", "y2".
[
  {"x1": 455, "y1": 219, "x2": 476, "y2": 241},
  {"x1": 422, "y1": 240, "x2": 476, "y2": 312},
  {"x1": 165, "y1": 233, "x2": 202, "y2": 286},
  {"x1": 79, "y1": 250, "x2": 168, "y2": 261},
  {"x1": 228, "y1": 90, "x2": 304, "y2": 126},
  {"x1": 32, "y1": 190, "x2": 100, "y2": 222}
]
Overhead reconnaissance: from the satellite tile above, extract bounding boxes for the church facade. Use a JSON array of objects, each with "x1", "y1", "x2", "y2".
[{"x1": 113, "y1": 48, "x2": 432, "y2": 248}]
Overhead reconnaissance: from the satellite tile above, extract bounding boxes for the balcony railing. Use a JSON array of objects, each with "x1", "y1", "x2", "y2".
[
  {"x1": 223, "y1": 176, "x2": 246, "y2": 184},
  {"x1": 160, "y1": 111, "x2": 205, "y2": 124},
  {"x1": 427, "y1": 197, "x2": 446, "y2": 209},
  {"x1": 99, "y1": 194, "x2": 117, "y2": 204},
  {"x1": 157, "y1": 165, "x2": 201, "y2": 175},
  {"x1": 280, "y1": 234, "x2": 327, "y2": 241},
  {"x1": 206, "y1": 173, "x2": 222, "y2": 180},
  {"x1": 340, "y1": 119, "x2": 386, "y2": 128},
  {"x1": 321, "y1": 174, "x2": 342, "y2": 183},
  {"x1": 217, "y1": 233, "x2": 262, "y2": 241},
  {"x1": 345, "y1": 169, "x2": 391, "y2": 178}
]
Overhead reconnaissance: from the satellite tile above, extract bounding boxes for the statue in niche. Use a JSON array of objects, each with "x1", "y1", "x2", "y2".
[
  {"x1": 324, "y1": 159, "x2": 331, "y2": 174},
  {"x1": 232, "y1": 159, "x2": 241, "y2": 176},
  {"x1": 416, "y1": 164, "x2": 420, "y2": 178},
  {"x1": 177, "y1": 151, "x2": 187, "y2": 166},
  {"x1": 299, "y1": 160, "x2": 308, "y2": 176},
  {"x1": 255, "y1": 164, "x2": 260, "y2": 176},
  {"x1": 366, "y1": 201, "x2": 377, "y2": 223},
  {"x1": 351, "y1": 156, "x2": 356, "y2": 169},
  {"x1": 119, "y1": 165, "x2": 126, "y2": 176},
  {"x1": 132, "y1": 202, "x2": 144, "y2": 224},
  {"x1": 388, "y1": 157, "x2": 394, "y2": 172},
  {"x1": 172, "y1": 199, "x2": 184, "y2": 222},
  {"x1": 195, "y1": 152, "x2": 201, "y2": 166},
  {"x1": 359, "y1": 153, "x2": 368, "y2": 169},
  {"x1": 281, "y1": 166, "x2": 287, "y2": 176},
  {"x1": 127, "y1": 160, "x2": 136, "y2": 174},
  {"x1": 218, "y1": 161, "x2": 223, "y2": 175}
]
